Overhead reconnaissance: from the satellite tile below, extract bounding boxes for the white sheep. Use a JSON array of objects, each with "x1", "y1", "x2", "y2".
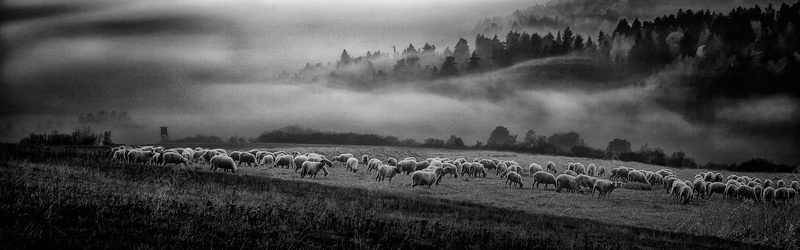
[
  {"x1": 127, "y1": 150, "x2": 157, "y2": 165},
  {"x1": 753, "y1": 185, "x2": 764, "y2": 202},
  {"x1": 395, "y1": 160, "x2": 418, "y2": 175},
  {"x1": 737, "y1": 185, "x2": 757, "y2": 202},
  {"x1": 556, "y1": 174, "x2": 582, "y2": 193},
  {"x1": 210, "y1": 155, "x2": 237, "y2": 173},
  {"x1": 160, "y1": 152, "x2": 189, "y2": 167},
  {"x1": 532, "y1": 171, "x2": 557, "y2": 190},
  {"x1": 693, "y1": 179, "x2": 707, "y2": 199},
  {"x1": 648, "y1": 173, "x2": 664, "y2": 187},
  {"x1": 586, "y1": 163, "x2": 597, "y2": 176},
  {"x1": 293, "y1": 155, "x2": 310, "y2": 172},
  {"x1": 776, "y1": 180, "x2": 787, "y2": 188},
  {"x1": 479, "y1": 159, "x2": 497, "y2": 170},
  {"x1": 332, "y1": 153, "x2": 354, "y2": 166},
  {"x1": 597, "y1": 166, "x2": 606, "y2": 176},
  {"x1": 260, "y1": 154, "x2": 275, "y2": 167},
  {"x1": 706, "y1": 182, "x2": 727, "y2": 199},
  {"x1": 367, "y1": 158, "x2": 382, "y2": 172},
  {"x1": 529, "y1": 163, "x2": 543, "y2": 174},
  {"x1": 680, "y1": 185, "x2": 694, "y2": 203},
  {"x1": 563, "y1": 170, "x2": 578, "y2": 176},
  {"x1": 375, "y1": 165, "x2": 401, "y2": 182},
  {"x1": 546, "y1": 161, "x2": 558, "y2": 174},
  {"x1": 495, "y1": 162, "x2": 509, "y2": 176},
  {"x1": 592, "y1": 180, "x2": 621, "y2": 198},
  {"x1": 763, "y1": 187, "x2": 777, "y2": 205},
  {"x1": 229, "y1": 151, "x2": 242, "y2": 162},
  {"x1": 670, "y1": 181, "x2": 688, "y2": 199},
  {"x1": 764, "y1": 179, "x2": 773, "y2": 189},
  {"x1": 387, "y1": 157, "x2": 398, "y2": 166},
  {"x1": 460, "y1": 162, "x2": 474, "y2": 177},
  {"x1": 574, "y1": 163, "x2": 586, "y2": 175},
  {"x1": 576, "y1": 174, "x2": 598, "y2": 193},
  {"x1": 505, "y1": 171, "x2": 523, "y2": 189},
  {"x1": 274, "y1": 155, "x2": 294, "y2": 168},
  {"x1": 238, "y1": 152, "x2": 257, "y2": 167},
  {"x1": 346, "y1": 157, "x2": 359, "y2": 173},
  {"x1": 300, "y1": 160, "x2": 332, "y2": 179},
  {"x1": 411, "y1": 168, "x2": 444, "y2": 188},
  {"x1": 724, "y1": 184, "x2": 738, "y2": 200},
  {"x1": 441, "y1": 164, "x2": 459, "y2": 179},
  {"x1": 627, "y1": 170, "x2": 649, "y2": 184},
  {"x1": 776, "y1": 187, "x2": 790, "y2": 203},
  {"x1": 472, "y1": 164, "x2": 487, "y2": 177},
  {"x1": 361, "y1": 154, "x2": 369, "y2": 164}
]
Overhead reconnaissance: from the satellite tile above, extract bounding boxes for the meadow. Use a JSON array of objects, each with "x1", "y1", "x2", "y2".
[{"x1": 0, "y1": 143, "x2": 796, "y2": 249}]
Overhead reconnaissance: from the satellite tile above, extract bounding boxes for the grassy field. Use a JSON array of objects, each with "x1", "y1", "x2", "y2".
[{"x1": 1, "y1": 144, "x2": 797, "y2": 249}]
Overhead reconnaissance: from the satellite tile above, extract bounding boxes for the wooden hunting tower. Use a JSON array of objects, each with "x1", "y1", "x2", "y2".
[{"x1": 160, "y1": 126, "x2": 170, "y2": 143}]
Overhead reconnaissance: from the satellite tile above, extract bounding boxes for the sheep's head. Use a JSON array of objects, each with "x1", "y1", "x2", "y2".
[{"x1": 321, "y1": 159, "x2": 333, "y2": 168}]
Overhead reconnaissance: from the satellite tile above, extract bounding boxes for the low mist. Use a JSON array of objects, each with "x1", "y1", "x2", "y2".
[{"x1": 2, "y1": 0, "x2": 798, "y2": 165}]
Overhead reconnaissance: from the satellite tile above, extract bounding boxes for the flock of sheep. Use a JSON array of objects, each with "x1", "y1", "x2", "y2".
[{"x1": 108, "y1": 145, "x2": 799, "y2": 205}]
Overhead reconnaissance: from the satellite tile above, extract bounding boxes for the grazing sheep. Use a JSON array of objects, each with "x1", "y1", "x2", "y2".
[
  {"x1": 260, "y1": 154, "x2": 275, "y2": 167},
  {"x1": 472, "y1": 164, "x2": 487, "y2": 178},
  {"x1": 517, "y1": 163, "x2": 532, "y2": 176},
  {"x1": 611, "y1": 167, "x2": 631, "y2": 181},
  {"x1": 566, "y1": 162, "x2": 576, "y2": 172},
  {"x1": 574, "y1": 163, "x2": 586, "y2": 175},
  {"x1": 238, "y1": 152, "x2": 257, "y2": 167},
  {"x1": 763, "y1": 187, "x2": 777, "y2": 205},
  {"x1": 693, "y1": 179, "x2": 707, "y2": 199},
  {"x1": 556, "y1": 174, "x2": 583, "y2": 193},
  {"x1": 495, "y1": 162, "x2": 509, "y2": 176},
  {"x1": 331, "y1": 153, "x2": 354, "y2": 166},
  {"x1": 505, "y1": 171, "x2": 523, "y2": 189},
  {"x1": 648, "y1": 174, "x2": 664, "y2": 187},
  {"x1": 704, "y1": 173, "x2": 715, "y2": 183},
  {"x1": 192, "y1": 150, "x2": 206, "y2": 163},
  {"x1": 726, "y1": 180, "x2": 742, "y2": 187},
  {"x1": 592, "y1": 180, "x2": 622, "y2": 198},
  {"x1": 627, "y1": 170, "x2": 649, "y2": 184},
  {"x1": 346, "y1": 157, "x2": 359, "y2": 173},
  {"x1": 664, "y1": 177, "x2": 679, "y2": 192},
  {"x1": 680, "y1": 185, "x2": 694, "y2": 203},
  {"x1": 670, "y1": 181, "x2": 688, "y2": 199},
  {"x1": 706, "y1": 182, "x2": 727, "y2": 199},
  {"x1": 411, "y1": 168, "x2": 444, "y2": 188},
  {"x1": 724, "y1": 184, "x2": 739, "y2": 200},
  {"x1": 714, "y1": 173, "x2": 723, "y2": 183},
  {"x1": 655, "y1": 169, "x2": 673, "y2": 178},
  {"x1": 394, "y1": 160, "x2": 417, "y2": 175},
  {"x1": 776, "y1": 180, "x2": 787, "y2": 189},
  {"x1": 160, "y1": 152, "x2": 189, "y2": 167},
  {"x1": 737, "y1": 185, "x2": 757, "y2": 202},
  {"x1": 753, "y1": 185, "x2": 764, "y2": 202},
  {"x1": 776, "y1": 188, "x2": 790, "y2": 203},
  {"x1": 441, "y1": 163, "x2": 459, "y2": 179},
  {"x1": 546, "y1": 161, "x2": 558, "y2": 174},
  {"x1": 563, "y1": 170, "x2": 578, "y2": 176},
  {"x1": 375, "y1": 165, "x2": 401, "y2": 182},
  {"x1": 791, "y1": 181, "x2": 800, "y2": 192},
  {"x1": 532, "y1": 171, "x2": 557, "y2": 190},
  {"x1": 367, "y1": 158, "x2": 382, "y2": 172},
  {"x1": 387, "y1": 157, "x2": 398, "y2": 166},
  {"x1": 200, "y1": 150, "x2": 222, "y2": 165},
  {"x1": 597, "y1": 166, "x2": 607, "y2": 176},
  {"x1": 361, "y1": 154, "x2": 369, "y2": 164},
  {"x1": 112, "y1": 149, "x2": 128, "y2": 162},
  {"x1": 763, "y1": 179, "x2": 773, "y2": 189},
  {"x1": 502, "y1": 165, "x2": 522, "y2": 178},
  {"x1": 300, "y1": 160, "x2": 332, "y2": 179},
  {"x1": 576, "y1": 174, "x2": 599, "y2": 193},
  {"x1": 415, "y1": 161, "x2": 430, "y2": 171},
  {"x1": 229, "y1": 151, "x2": 242, "y2": 162},
  {"x1": 128, "y1": 150, "x2": 157, "y2": 165},
  {"x1": 460, "y1": 162, "x2": 474, "y2": 177},
  {"x1": 529, "y1": 163, "x2": 543, "y2": 174},
  {"x1": 479, "y1": 159, "x2": 497, "y2": 170},
  {"x1": 586, "y1": 163, "x2": 597, "y2": 176},
  {"x1": 274, "y1": 155, "x2": 294, "y2": 169},
  {"x1": 210, "y1": 155, "x2": 237, "y2": 173}
]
